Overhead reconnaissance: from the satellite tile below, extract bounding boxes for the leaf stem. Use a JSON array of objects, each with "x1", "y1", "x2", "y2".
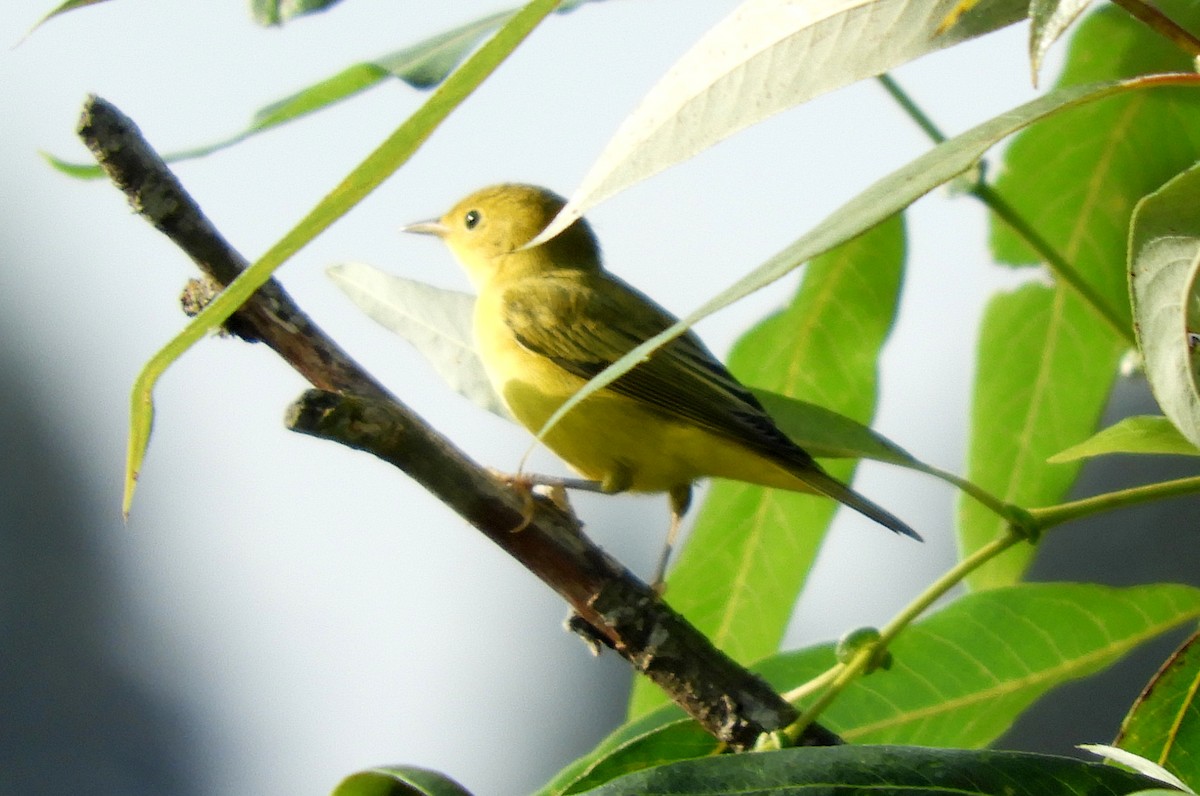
[
  {"x1": 1109, "y1": 0, "x2": 1200, "y2": 58},
  {"x1": 1029, "y1": 474, "x2": 1200, "y2": 529},
  {"x1": 876, "y1": 74, "x2": 1136, "y2": 347},
  {"x1": 783, "y1": 527, "x2": 1027, "y2": 742}
]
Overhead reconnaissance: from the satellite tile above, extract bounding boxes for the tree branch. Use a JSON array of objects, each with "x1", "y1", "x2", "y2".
[{"x1": 77, "y1": 94, "x2": 829, "y2": 750}]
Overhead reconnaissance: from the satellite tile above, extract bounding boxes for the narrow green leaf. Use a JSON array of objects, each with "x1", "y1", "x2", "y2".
[
  {"x1": 628, "y1": 213, "x2": 907, "y2": 718},
  {"x1": 332, "y1": 766, "x2": 473, "y2": 796},
  {"x1": 530, "y1": 73, "x2": 1200, "y2": 452},
  {"x1": 21, "y1": 0, "x2": 112, "y2": 42},
  {"x1": 49, "y1": 7, "x2": 522, "y2": 178},
  {"x1": 535, "y1": 0, "x2": 1029, "y2": 243},
  {"x1": 1130, "y1": 162, "x2": 1200, "y2": 448},
  {"x1": 250, "y1": 0, "x2": 343, "y2": 26},
  {"x1": 122, "y1": 0, "x2": 562, "y2": 516},
  {"x1": 582, "y1": 745, "x2": 1169, "y2": 795},
  {"x1": 1049, "y1": 416, "x2": 1200, "y2": 462},
  {"x1": 959, "y1": 285, "x2": 1124, "y2": 590},
  {"x1": 1117, "y1": 629, "x2": 1200, "y2": 792},
  {"x1": 1028, "y1": 0, "x2": 1093, "y2": 87}
]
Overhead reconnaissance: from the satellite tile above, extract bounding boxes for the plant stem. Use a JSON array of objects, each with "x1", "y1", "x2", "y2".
[
  {"x1": 1030, "y1": 474, "x2": 1200, "y2": 529},
  {"x1": 875, "y1": 74, "x2": 1136, "y2": 347},
  {"x1": 1109, "y1": 0, "x2": 1200, "y2": 57},
  {"x1": 783, "y1": 527, "x2": 1027, "y2": 742}
]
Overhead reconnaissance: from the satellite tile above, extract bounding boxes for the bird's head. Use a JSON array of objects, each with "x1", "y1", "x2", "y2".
[{"x1": 404, "y1": 183, "x2": 601, "y2": 288}]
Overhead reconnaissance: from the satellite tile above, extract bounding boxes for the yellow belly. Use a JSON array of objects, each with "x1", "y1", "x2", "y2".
[{"x1": 474, "y1": 291, "x2": 805, "y2": 495}]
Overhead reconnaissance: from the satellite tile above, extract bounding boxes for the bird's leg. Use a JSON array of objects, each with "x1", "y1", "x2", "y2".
[{"x1": 651, "y1": 484, "x2": 693, "y2": 593}]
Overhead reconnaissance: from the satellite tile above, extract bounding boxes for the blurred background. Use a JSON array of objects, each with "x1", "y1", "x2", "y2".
[{"x1": 2, "y1": 1, "x2": 1197, "y2": 794}]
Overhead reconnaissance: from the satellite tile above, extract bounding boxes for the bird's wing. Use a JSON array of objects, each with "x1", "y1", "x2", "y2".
[{"x1": 501, "y1": 274, "x2": 813, "y2": 468}]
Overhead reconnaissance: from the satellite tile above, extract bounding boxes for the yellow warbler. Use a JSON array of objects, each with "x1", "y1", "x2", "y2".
[{"x1": 405, "y1": 184, "x2": 918, "y2": 580}]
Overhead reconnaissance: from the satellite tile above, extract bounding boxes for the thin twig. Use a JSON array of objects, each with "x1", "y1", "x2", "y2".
[{"x1": 1109, "y1": 0, "x2": 1200, "y2": 57}]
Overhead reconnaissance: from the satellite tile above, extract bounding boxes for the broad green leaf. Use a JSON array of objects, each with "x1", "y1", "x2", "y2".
[
  {"x1": 547, "y1": 584, "x2": 1200, "y2": 793},
  {"x1": 327, "y1": 263, "x2": 510, "y2": 419},
  {"x1": 538, "y1": 719, "x2": 718, "y2": 796},
  {"x1": 628, "y1": 213, "x2": 907, "y2": 718},
  {"x1": 121, "y1": 0, "x2": 562, "y2": 516},
  {"x1": 969, "y1": 3, "x2": 1200, "y2": 588},
  {"x1": 332, "y1": 766, "x2": 472, "y2": 796},
  {"x1": 534, "y1": 0, "x2": 1030, "y2": 243},
  {"x1": 328, "y1": 263, "x2": 927, "y2": 466},
  {"x1": 47, "y1": 6, "x2": 526, "y2": 177},
  {"x1": 1080, "y1": 745, "x2": 1192, "y2": 793},
  {"x1": 1028, "y1": 0, "x2": 1092, "y2": 87},
  {"x1": 959, "y1": 285, "x2": 1124, "y2": 590},
  {"x1": 1130, "y1": 162, "x2": 1200, "y2": 448},
  {"x1": 991, "y1": 2, "x2": 1200, "y2": 331},
  {"x1": 1116, "y1": 629, "x2": 1200, "y2": 792},
  {"x1": 529, "y1": 73, "x2": 1200, "y2": 455},
  {"x1": 1049, "y1": 415, "x2": 1200, "y2": 462},
  {"x1": 582, "y1": 745, "x2": 1169, "y2": 795}
]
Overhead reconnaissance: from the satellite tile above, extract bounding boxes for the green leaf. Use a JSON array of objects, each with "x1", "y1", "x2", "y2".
[
  {"x1": 48, "y1": 7, "x2": 524, "y2": 177},
  {"x1": 535, "y1": 0, "x2": 1030, "y2": 243},
  {"x1": 959, "y1": 285, "x2": 1124, "y2": 589},
  {"x1": 991, "y1": 2, "x2": 1200, "y2": 331},
  {"x1": 528, "y1": 73, "x2": 1200, "y2": 453},
  {"x1": 1028, "y1": 0, "x2": 1093, "y2": 87},
  {"x1": 581, "y1": 745, "x2": 1170, "y2": 795},
  {"x1": 21, "y1": 0, "x2": 112, "y2": 42},
  {"x1": 1116, "y1": 629, "x2": 1200, "y2": 792},
  {"x1": 250, "y1": 0, "x2": 342, "y2": 26},
  {"x1": 628, "y1": 213, "x2": 907, "y2": 718},
  {"x1": 331, "y1": 766, "x2": 473, "y2": 796},
  {"x1": 1049, "y1": 416, "x2": 1200, "y2": 462},
  {"x1": 1130, "y1": 162, "x2": 1200, "y2": 449},
  {"x1": 122, "y1": 0, "x2": 562, "y2": 516},
  {"x1": 546, "y1": 584, "x2": 1200, "y2": 793}
]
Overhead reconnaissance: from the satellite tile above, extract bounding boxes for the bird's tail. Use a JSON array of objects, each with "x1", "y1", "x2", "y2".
[{"x1": 798, "y1": 466, "x2": 922, "y2": 542}]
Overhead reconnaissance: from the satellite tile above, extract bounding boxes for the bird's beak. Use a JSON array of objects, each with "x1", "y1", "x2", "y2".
[{"x1": 402, "y1": 219, "x2": 449, "y2": 237}]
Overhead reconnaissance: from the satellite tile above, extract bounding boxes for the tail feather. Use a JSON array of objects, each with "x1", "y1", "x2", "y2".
[{"x1": 798, "y1": 466, "x2": 922, "y2": 542}]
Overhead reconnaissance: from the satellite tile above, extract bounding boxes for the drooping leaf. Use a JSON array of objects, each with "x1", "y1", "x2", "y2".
[
  {"x1": 327, "y1": 263, "x2": 509, "y2": 418},
  {"x1": 1049, "y1": 415, "x2": 1200, "y2": 462},
  {"x1": 1116, "y1": 629, "x2": 1200, "y2": 792},
  {"x1": 1130, "y1": 162, "x2": 1200, "y2": 448},
  {"x1": 628, "y1": 214, "x2": 906, "y2": 717},
  {"x1": 1028, "y1": 0, "x2": 1093, "y2": 87},
  {"x1": 47, "y1": 6, "x2": 531, "y2": 177},
  {"x1": 332, "y1": 766, "x2": 473, "y2": 796},
  {"x1": 581, "y1": 745, "x2": 1171, "y2": 795},
  {"x1": 250, "y1": 0, "x2": 343, "y2": 26},
  {"x1": 960, "y1": 285, "x2": 1125, "y2": 589},
  {"x1": 534, "y1": 0, "x2": 1030, "y2": 244}
]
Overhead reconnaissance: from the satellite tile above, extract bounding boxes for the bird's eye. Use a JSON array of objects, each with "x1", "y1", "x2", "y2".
[{"x1": 464, "y1": 209, "x2": 480, "y2": 229}]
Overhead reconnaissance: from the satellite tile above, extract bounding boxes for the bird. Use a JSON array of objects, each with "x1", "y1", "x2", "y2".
[{"x1": 404, "y1": 183, "x2": 919, "y2": 584}]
